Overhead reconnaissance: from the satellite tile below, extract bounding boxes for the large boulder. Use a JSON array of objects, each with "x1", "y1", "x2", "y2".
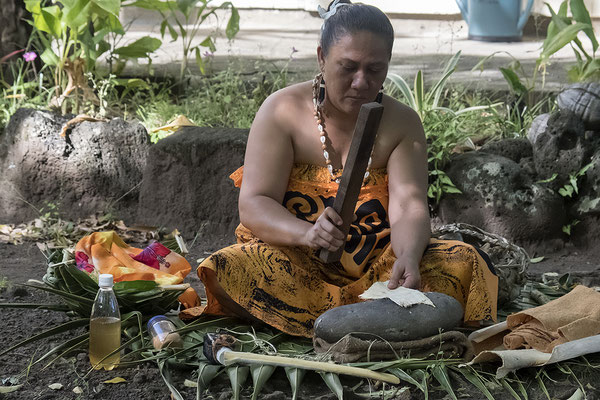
[
  {"x1": 436, "y1": 151, "x2": 565, "y2": 242},
  {"x1": 531, "y1": 110, "x2": 595, "y2": 190},
  {"x1": 137, "y1": 127, "x2": 248, "y2": 249},
  {"x1": 0, "y1": 108, "x2": 149, "y2": 222}
]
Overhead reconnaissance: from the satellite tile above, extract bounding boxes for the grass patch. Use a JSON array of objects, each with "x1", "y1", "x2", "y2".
[
  {"x1": 124, "y1": 60, "x2": 294, "y2": 142},
  {"x1": 0, "y1": 276, "x2": 9, "y2": 290}
]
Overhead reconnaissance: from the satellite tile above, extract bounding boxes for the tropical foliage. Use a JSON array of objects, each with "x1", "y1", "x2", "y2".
[
  {"x1": 386, "y1": 52, "x2": 502, "y2": 202},
  {"x1": 128, "y1": 0, "x2": 239, "y2": 80},
  {"x1": 539, "y1": 0, "x2": 599, "y2": 83},
  {"x1": 24, "y1": 0, "x2": 160, "y2": 111}
]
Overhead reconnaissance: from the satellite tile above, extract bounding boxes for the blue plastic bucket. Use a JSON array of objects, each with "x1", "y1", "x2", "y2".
[{"x1": 456, "y1": 0, "x2": 534, "y2": 42}]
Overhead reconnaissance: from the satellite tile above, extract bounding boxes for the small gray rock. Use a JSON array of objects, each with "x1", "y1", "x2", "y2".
[
  {"x1": 557, "y1": 83, "x2": 600, "y2": 130},
  {"x1": 218, "y1": 391, "x2": 233, "y2": 400},
  {"x1": 313, "y1": 292, "x2": 463, "y2": 343},
  {"x1": 262, "y1": 391, "x2": 287, "y2": 400},
  {"x1": 528, "y1": 113, "x2": 550, "y2": 146},
  {"x1": 9, "y1": 286, "x2": 28, "y2": 298}
]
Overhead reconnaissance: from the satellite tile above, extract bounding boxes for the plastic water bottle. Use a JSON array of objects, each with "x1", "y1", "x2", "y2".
[{"x1": 89, "y1": 274, "x2": 121, "y2": 370}]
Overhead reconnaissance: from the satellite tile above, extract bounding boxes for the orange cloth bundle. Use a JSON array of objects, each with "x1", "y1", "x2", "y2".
[
  {"x1": 75, "y1": 231, "x2": 200, "y2": 308},
  {"x1": 504, "y1": 285, "x2": 600, "y2": 352}
]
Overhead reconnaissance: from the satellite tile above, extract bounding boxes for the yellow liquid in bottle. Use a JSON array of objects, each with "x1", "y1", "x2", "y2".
[{"x1": 89, "y1": 316, "x2": 121, "y2": 370}]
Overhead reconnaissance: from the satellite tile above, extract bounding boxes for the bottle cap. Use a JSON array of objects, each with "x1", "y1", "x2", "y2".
[
  {"x1": 98, "y1": 274, "x2": 114, "y2": 288},
  {"x1": 147, "y1": 315, "x2": 169, "y2": 332}
]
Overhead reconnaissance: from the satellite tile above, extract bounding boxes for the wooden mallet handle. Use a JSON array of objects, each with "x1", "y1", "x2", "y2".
[
  {"x1": 319, "y1": 102, "x2": 384, "y2": 264},
  {"x1": 221, "y1": 350, "x2": 400, "y2": 384}
]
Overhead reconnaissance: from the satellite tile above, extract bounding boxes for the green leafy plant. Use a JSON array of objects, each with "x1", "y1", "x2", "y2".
[
  {"x1": 387, "y1": 51, "x2": 464, "y2": 121},
  {"x1": 130, "y1": 0, "x2": 239, "y2": 81},
  {"x1": 472, "y1": 0, "x2": 597, "y2": 137},
  {"x1": 540, "y1": 0, "x2": 599, "y2": 82},
  {"x1": 472, "y1": 53, "x2": 559, "y2": 138},
  {"x1": 103, "y1": 19, "x2": 162, "y2": 76},
  {"x1": 138, "y1": 60, "x2": 294, "y2": 142},
  {"x1": 1, "y1": 50, "x2": 51, "y2": 132},
  {"x1": 552, "y1": 162, "x2": 593, "y2": 236},
  {"x1": 562, "y1": 219, "x2": 580, "y2": 235},
  {"x1": 479, "y1": 0, "x2": 599, "y2": 89},
  {"x1": 387, "y1": 51, "x2": 501, "y2": 202},
  {"x1": 0, "y1": 276, "x2": 9, "y2": 290},
  {"x1": 24, "y1": 0, "x2": 161, "y2": 110},
  {"x1": 558, "y1": 162, "x2": 594, "y2": 198}
]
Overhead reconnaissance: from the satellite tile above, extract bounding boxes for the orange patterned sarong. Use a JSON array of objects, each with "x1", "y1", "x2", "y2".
[{"x1": 195, "y1": 164, "x2": 498, "y2": 337}]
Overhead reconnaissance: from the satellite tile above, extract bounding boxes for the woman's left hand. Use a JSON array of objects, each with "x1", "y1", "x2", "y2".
[{"x1": 388, "y1": 258, "x2": 421, "y2": 290}]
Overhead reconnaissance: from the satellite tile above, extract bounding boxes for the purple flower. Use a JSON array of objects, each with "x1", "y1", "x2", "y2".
[
  {"x1": 23, "y1": 51, "x2": 37, "y2": 62},
  {"x1": 290, "y1": 47, "x2": 299, "y2": 60},
  {"x1": 202, "y1": 50, "x2": 214, "y2": 59}
]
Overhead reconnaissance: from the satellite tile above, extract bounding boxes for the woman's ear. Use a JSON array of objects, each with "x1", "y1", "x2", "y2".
[{"x1": 317, "y1": 46, "x2": 325, "y2": 71}]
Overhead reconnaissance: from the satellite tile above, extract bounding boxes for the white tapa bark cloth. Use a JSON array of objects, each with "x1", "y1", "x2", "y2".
[{"x1": 359, "y1": 281, "x2": 435, "y2": 308}]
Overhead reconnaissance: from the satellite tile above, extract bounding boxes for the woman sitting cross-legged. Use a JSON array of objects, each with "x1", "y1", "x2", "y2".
[{"x1": 189, "y1": 0, "x2": 498, "y2": 337}]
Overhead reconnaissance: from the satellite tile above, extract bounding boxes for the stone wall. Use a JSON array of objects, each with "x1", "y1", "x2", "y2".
[
  {"x1": 0, "y1": 110, "x2": 247, "y2": 250},
  {"x1": 137, "y1": 126, "x2": 247, "y2": 249}
]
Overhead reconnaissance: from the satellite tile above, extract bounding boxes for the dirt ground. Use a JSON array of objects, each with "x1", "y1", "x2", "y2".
[{"x1": 1, "y1": 239, "x2": 600, "y2": 399}]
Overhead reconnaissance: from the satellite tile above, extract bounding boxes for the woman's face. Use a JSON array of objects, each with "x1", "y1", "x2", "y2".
[{"x1": 318, "y1": 30, "x2": 390, "y2": 116}]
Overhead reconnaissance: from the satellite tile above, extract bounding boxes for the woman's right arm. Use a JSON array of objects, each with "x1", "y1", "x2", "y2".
[{"x1": 238, "y1": 91, "x2": 344, "y2": 250}]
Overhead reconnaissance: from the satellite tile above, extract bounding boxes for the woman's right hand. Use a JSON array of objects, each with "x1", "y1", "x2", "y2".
[{"x1": 304, "y1": 207, "x2": 345, "y2": 251}]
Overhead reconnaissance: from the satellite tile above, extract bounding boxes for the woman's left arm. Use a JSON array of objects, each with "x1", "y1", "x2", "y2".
[{"x1": 386, "y1": 106, "x2": 431, "y2": 289}]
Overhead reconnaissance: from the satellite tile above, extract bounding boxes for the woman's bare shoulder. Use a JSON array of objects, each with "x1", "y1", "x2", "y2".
[
  {"x1": 381, "y1": 96, "x2": 424, "y2": 140},
  {"x1": 259, "y1": 81, "x2": 312, "y2": 118},
  {"x1": 382, "y1": 96, "x2": 420, "y2": 125},
  {"x1": 249, "y1": 81, "x2": 313, "y2": 145}
]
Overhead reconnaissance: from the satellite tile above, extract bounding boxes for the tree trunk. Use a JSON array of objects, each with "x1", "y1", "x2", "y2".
[{"x1": 0, "y1": 0, "x2": 30, "y2": 82}]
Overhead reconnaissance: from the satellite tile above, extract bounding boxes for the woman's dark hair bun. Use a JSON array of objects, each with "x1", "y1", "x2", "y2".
[
  {"x1": 327, "y1": 0, "x2": 352, "y2": 11},
  {"x1": 320, "y1": 2, "x2": 394, "y2": 59}
]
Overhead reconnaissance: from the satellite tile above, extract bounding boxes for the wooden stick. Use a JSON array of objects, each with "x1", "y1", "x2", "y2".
[
  {"x1": 319, "y1": 102, "x2": 384, "y2": 263},
  {"x1": 222, "y1": 350, "x2": 400, "y2": 384}
]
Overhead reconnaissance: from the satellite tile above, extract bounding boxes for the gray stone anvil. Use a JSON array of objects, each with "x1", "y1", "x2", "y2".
[{"x1": 313, "y1": 292, "x2": 464, "y2": 342}]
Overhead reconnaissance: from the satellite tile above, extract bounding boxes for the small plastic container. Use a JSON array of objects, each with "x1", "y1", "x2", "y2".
[{"x1": 147, "y1": 315, "x2": 183, "y2": 349}]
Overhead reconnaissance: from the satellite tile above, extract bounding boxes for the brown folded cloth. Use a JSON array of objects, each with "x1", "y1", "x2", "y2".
[
  {"x1": 504, "y1": 285, "x2": 600, "y2": 353},
  {"x1": 313, "y1": 331, "x2": 474, "y2": 363}
]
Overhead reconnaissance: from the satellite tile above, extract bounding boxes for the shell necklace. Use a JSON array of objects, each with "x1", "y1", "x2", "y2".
[{"x1": 312, "y1": 75, "x2": 373, "y2": 185}]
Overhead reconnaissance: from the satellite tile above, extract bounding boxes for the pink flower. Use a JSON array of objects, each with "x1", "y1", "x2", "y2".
[{"x1": 23, "y1": 51, "x2": 37, "y2": 62}]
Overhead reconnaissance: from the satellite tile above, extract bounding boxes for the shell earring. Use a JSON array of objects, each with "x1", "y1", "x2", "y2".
[
  {"x1": 318, "y1": 74, "x2": 326, "y2": 106},
  {"x1": 375, "y1": 86, "x2": 383, "y2": 103}
]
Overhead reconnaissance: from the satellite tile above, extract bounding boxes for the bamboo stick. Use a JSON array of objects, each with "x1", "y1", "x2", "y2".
[{"x1": 221, "y1": 351, "x2": 400, "y2": 384}]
